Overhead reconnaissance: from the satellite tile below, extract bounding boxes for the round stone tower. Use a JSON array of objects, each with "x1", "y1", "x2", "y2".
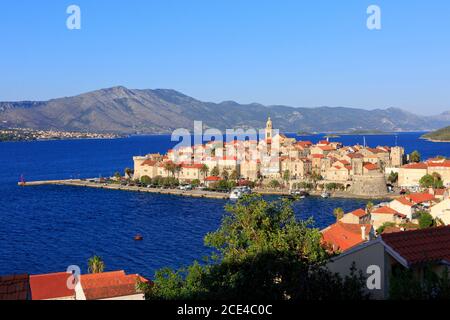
[{"x1": 348, "y1": 173, "x2": 388, "y2": 197}]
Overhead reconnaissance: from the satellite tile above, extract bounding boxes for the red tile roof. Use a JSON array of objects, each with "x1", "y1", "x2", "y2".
[
  {"x1": 395, "y1": 197, "x2": 414, "y2": 207},
  {"x1": 322, "y1": 222, "x2": 372, "y2": 252},
  {"x1": 205, "y1": 176, "x2": 222, "y2": 182},
  {"x1": 402, "y1": 163, "x2": 428, "y2": 169},
  {"x1": 142, "y1": 160, "x2": 158, "y2": 166},
  {"x1": 29, "y1": 272, "x2": 75, "y2": 300},
  {"x1": 79, "y1": 271, "x2": 149, "y2": 300},
  {"x1": 427, "y1": 159, "x2": 450, "y2": 168},
  {"x1": 372, "y1": 206, "x2": 406, "y2": 218},
  {"x1": 346, "y1": 153, "x2": 364, "y2": 159},
  {"x1": 364, "y1": 163, "x2": 379, "y2": 171},
  {"x1": 311, "y1": 154, "x2": 324, "y2": 159},
  {"x1": 382, "y1": 226, "x2": 450, "y2": 266},
  {"x1": 349, "y1": 208, "x2": 369, "y2": 218},
  {"x1": 406, "y1": 193, "x2": 436, "y2": 204},
  {"x1": 0, "y1": 274, "x2": 30, "y2": 300}
]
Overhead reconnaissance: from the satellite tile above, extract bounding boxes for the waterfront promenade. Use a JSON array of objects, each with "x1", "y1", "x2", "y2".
[
  {"x1": 20, "y1": 179, "x2": 396, "y2": 200},
  {"x1": 19, "y1": 179, "x2": 230, "y2": 200}
]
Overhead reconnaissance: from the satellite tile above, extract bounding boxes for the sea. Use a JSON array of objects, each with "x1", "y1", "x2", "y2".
[{"x1": 0, "y1": 132, "x2": 449, "y2": 278}]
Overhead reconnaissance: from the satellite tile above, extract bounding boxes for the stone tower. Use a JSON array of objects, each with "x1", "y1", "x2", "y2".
[
  {"x1": 390, "y1": 146, "x2": 405, "y2": 167},
  {"x1": 265, "y1": 117, "x2": 273, "y2": 141},
  {"x1": 352, "y1": 158, "x2": 364, "y2": 176}
]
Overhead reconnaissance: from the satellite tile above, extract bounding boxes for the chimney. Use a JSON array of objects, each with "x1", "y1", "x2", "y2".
[{"x1": 361, "y1": 226, "x2": 366, "y2": 241}]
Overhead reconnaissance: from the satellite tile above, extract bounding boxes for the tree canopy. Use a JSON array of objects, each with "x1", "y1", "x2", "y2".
[{"x1": 146, "y1": 195, "x2": 368, "y2": 300}]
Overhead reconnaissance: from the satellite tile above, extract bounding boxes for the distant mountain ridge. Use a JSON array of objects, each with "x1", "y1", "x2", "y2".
[{"x1": 0, "y1": 86, "x2": 449, "y2": 134}]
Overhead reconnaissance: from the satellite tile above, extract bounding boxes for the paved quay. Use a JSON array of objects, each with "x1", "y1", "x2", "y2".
[
  {"x1": 19, "y1": 179, "x2": 230, "y2": 200},
  {"x1": 20, "y1": 180, "x2": 397, "y2": 200}
]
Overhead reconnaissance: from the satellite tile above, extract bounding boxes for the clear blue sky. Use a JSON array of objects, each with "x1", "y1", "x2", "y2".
[{"x1": 1, "y1": 0, "x2": 449, "y2": 115}]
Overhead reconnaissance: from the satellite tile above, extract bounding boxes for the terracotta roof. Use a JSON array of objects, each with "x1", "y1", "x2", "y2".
[
  {"x1": 346, "y1": 153, "x2": 364, "y2": 159},
  {"x1": 322, "y1": 222, "x2": 372, "y2": 252},
  {"x1": 402, "y1": 163, "x2": 428, "y2": 169},
  {"x1": 0, "y1": 274, "x2": 30, "y2": 300},
  {"x1": 205, "y1": 176, "x2": 222, "y2": 182},
  {"x1": 142, "y1": 160, "x2": 158, "y2": 166},
  {"x1": 406, "y1": 193, "x2": 436, "y2": 204},
  {"x1": 79, "y1": 271, "x2": 149, "y2": 300},
  {"x1": 181, "y1": 163, "x2": 204, "y2": 169},
  {"x1": 318, "y1": 146, "x2": 335, "y2": 151},
  {"x1": 382, "y1": 226, "x2": 450, "y2": 266},
  {"x1": 349, "y1": 208, "x2": 369, "y2": 218},
  {"x1": 427, "y1": 160, "x2": 450, "y2": 168},
  {"x1": 30, "y1": 272, "x2": 75, "y2": 300},
  {"x1": 364, "y1": 163, "x2": 379, "y2": 171},
  {"x1": 394, "y1": 197, "x2": 414, "y2": 207},
  {"x1": 311, "y1": 154, "x2": 324, "y2": 159},
  {"x1": 372, "y1": 206, "x2": 406, "y2": 218}
]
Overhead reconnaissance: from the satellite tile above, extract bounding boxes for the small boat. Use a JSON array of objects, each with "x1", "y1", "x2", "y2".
[
  {"x1": 229, "y1": 189, "x2": 242, "y2": 200},
  {"x1": 229, "y1": 186, "x2": 252, "y2": 200},
  {"x1": 321, "y1": 191, "x2": 331, "y2": 198},
  {"x1": 134, "y1": 234, "x2": 144, "y2": 241}
]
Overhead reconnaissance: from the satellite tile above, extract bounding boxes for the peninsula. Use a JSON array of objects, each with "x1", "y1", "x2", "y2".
[{"x1": 422, "y1": 126, "x2": 450, "y2": 142}]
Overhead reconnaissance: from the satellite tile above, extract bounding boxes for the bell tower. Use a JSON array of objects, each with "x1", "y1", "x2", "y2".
[{"x1": 265, "y1": 117, "x2": 273, "y2": 142}]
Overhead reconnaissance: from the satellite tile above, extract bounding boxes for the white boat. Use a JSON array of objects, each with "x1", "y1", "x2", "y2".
[
  {"x1": 321, "y1": 191, "x2": 331, "y2": 198},
  {"x1": 229, "y1": 187, "x2": 252, "y2": 200},
  {"x1": 229, "y1": 189, "x2": 242, "y2": 200}
]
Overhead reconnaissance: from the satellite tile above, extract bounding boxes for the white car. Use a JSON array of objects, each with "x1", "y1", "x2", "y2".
[{"x1": 179, "y1": 185, "x2": 192, "y2": 191}]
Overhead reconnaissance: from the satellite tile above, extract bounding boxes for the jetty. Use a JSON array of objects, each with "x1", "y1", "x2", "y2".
[{"x1": 18, "y1": 179, "x2": 230, "y2": 200}]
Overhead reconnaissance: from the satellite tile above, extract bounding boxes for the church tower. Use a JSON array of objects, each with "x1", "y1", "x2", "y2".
[{"x1": 265, "y1": 117, "x2": 273, "y2": 142}]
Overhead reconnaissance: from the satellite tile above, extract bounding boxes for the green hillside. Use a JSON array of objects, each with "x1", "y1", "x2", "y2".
[{"x1": 422, "y1": 126, "x2": 450, "y2": 141}]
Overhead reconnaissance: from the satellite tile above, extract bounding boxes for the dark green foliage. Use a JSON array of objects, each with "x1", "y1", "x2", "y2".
[
  {"x1": 146, "y1": 195, "x2": 369, "y2": 300},
  {"x1": 389, "y1": 266, "x2": 450, "y2": 300}
]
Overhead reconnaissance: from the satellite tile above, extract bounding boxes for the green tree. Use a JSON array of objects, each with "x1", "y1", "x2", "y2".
[
  {"x1": 269, "y1": 180, "x2": 281, "y2": 189},
  {"x1": 88, "y1": 255, "x2": 105, "y2": 274},
  {"x1": 229, "y1": 170, "x2": 238, "y2": 181},
  {"x1": 418, "y1": 211, "x2": 434, "y2": 229},
  {"x1": 221, "y1": 170, "x2": 229, "y2": 181},
  {"x1": 366, "y1": 202, "x2": 374, "y2": 213},
  {"x1": 191, "y1": 179, "x2": 201, "y2": 187},
  {"x1": 147, "y1": 195, "x2": 368, "y2": 300},
  {"x1": 419, "y1": 174, "x2": 435, "y2": 188},
  {"x1": 200, "y1": 164, "x2": 209, "y2": 179},
  {"x1": 211, "y1": 166, "x2": 220, "y2": 177},
  {"x1": 376, "y1": 222, "x2": 396, "y2": 235},
  {"x1": 333, "y1": 208, "x2": 345, "y2": 222},
  {"x1": 283, "y1": 170, "x2": 290, "y2": 184},
  {"x1": 388, "y1": 171, "x2": 399, "y2": 184},
  {"x1": 389, "y1": 266, "x2": 450, "y2": 300},
  {"x1": 141, "y1": 176, "x2": 152, "y2": 185},
  {"x1": 409, "y1": 150, "x2": 421, "y2": 163},
  {"x1": 114, "y1": 171, "x2": 122, "y2": 180}
]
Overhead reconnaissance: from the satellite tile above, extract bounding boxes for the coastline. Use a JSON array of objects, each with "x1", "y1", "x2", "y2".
[{"x1": 20, "y1": 179, "x2": 396, "y2": 201}]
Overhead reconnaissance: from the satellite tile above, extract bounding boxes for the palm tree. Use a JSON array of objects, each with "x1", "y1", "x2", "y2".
[
  {"x1": 229, "y1": 170, "x2": 238, "y2": 182},
  {"x1": 333, "y1": 208, "x2": 345, "y2": 222},
  {"x1": 366, "y1": 201, "x2": 374, "y2": 213},
  {"x1": 163, "y1": 162, "x2": 176, "y2": 177},
  {"x1": 124, "y1": 168, "x2": 133, "y2": 179},
  {"x1": 200, "y1": 164, "x2": 209, "y2": 180},
  {"x1": 88, "y1": 255, "x2": 105, "y2": 274}
]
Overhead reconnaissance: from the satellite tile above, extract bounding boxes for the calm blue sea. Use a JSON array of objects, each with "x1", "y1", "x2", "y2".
[{"x1": 0, "y1": 132, "x2": 448, "y2": 278}]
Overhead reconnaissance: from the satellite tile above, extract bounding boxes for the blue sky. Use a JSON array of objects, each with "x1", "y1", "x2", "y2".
[{"x1": 0, "y1": 0, "x2": 449, "y2": 115}]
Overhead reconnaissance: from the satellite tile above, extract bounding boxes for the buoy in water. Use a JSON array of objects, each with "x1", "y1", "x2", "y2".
[{"x1": 134, "y1": 234, "x2": 143, "y2": 241}]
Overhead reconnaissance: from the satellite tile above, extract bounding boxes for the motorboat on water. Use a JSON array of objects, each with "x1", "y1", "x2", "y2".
[
  {"x1": 229, "y1": 186, "x2": 252, "y2": 200},
  {"x1": 321, "y1": 191, "x2": 331, "y2": 198}
]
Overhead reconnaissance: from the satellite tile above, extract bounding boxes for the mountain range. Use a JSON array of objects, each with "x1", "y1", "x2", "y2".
[{"x1": 1, "y1": 86, "x2": 449, "y2": 134}]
